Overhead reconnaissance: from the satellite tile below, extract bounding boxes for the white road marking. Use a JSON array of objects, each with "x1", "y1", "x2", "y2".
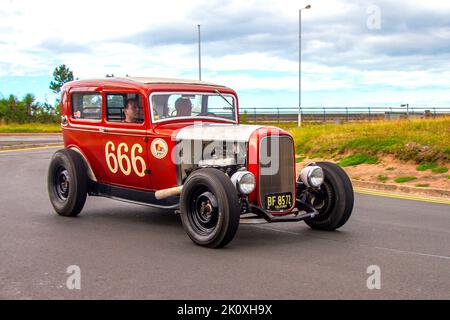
[{"x1": 252, "y1": 225, "x2": 450, "y2": 261}]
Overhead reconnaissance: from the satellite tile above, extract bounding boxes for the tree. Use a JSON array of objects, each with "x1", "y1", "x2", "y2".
[
  {"x1": 0, "y1": 93, "x2": 58, "y2": 123},
  {"x1": 23, "y1": 93, "x2": 35, "y2": 117},
  {"x1": 49, "y1": 64, "x2": 74, "y2": 94}
]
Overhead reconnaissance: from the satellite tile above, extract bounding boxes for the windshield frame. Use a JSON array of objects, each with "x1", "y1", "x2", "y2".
[{"x1": 149, "y1": 91, "x2": 238, "y2": 124}]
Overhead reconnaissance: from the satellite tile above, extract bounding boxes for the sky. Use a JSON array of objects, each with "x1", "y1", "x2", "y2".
[{"x1": 0, "y1": 0, "x2": 450, "y2": 110}]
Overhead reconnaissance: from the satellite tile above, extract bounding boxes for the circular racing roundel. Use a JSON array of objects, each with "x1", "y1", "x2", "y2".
[{"x1": 150, "y1": 138, "x2": 168, "y2": 159}]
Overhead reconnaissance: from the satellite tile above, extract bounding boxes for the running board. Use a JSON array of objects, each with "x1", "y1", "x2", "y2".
[{"x1": 89, "y1": 182, "x2": 180, "y2": 210}]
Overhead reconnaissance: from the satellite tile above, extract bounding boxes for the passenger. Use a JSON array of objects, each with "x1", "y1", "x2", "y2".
[
  {"x1": 175, "y1": 97, "x2": 192, "y2": 117},
  {"x1": 153, "y1": 95, "x2": 169, "y2": 120}
]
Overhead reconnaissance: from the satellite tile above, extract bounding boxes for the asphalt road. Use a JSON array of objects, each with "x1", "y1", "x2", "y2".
[{"x1": 0, "y1": 147, "x2": 449, "y2": 299}]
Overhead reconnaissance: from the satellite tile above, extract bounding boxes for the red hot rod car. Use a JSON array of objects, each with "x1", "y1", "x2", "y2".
[{"x1": 48, "y1": 77, "x2": 354, "y2": 248}]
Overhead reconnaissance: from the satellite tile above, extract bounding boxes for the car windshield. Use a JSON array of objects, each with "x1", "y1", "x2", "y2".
[{"x1": 150, "y1": 92, "x2": 236, "y2": 123}]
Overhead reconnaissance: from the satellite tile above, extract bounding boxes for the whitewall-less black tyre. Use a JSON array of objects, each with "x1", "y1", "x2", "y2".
[
  {"x1": 47, "y1": 149, "x2": 88, "y2": 217},
  {"x1": 303, "y1": 161, "x2": 354, "y2": 231},
  {"x1": 180, "y1": 168, "x2": 240, "y2": 248}
]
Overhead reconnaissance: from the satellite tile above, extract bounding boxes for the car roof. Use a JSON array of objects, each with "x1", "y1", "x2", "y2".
[
  {"x1": 63, "y1": 77, "x2": 229, "y2": 90},
  {"x1": 122, "y1": 77, "x2": 225, "y2": 86}
]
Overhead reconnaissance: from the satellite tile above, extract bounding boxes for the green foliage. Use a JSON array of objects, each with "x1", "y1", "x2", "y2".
[
  {"x1": 377, "y1": 175, "x2": 388, "y2": 182},
  {"x1": 0, "y1": 65, "x2": 72, "y2": 124},
  {"x1": 0, "y1": 93, "x2": 58, "y2": 124},
  {"x1": 431, "y1": 166, "x2": 448, "y2": 174},
  {"x1": 296, "y1": 156, "x2": 306, "y2": 163},
  {"x1": 338, "y1": 153, "x2": 378, "y2": 167},
  {"x1": 415, "y1": 162, "x2": 447, "y2": 174},
  {"x1": 416, "y1": 162, "x2": 438, "y2": 171},
  {"x1": 415, "y1": 183, "x2": 430, "y2": 188},
  {"x1": 394, "y1": 176, "x2": 417, "y2": 183},
  {"x1": 49, "y1": 64, "x2": 74, "y2": 94},
  {"x1": 343, "y1": 137, "x2": 400, "y2": 153}
]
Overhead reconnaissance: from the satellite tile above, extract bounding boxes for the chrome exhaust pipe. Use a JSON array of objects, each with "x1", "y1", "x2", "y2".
[{"x1": 155, "y1": 186, "x2": 183, "y2": 200}]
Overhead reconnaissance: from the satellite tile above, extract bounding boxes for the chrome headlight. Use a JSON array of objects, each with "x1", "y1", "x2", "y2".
[
  {"x1": 299, "y1": 165, "x2": 324, "y2": 188},
  {"x1": 231, "y1": 171, "x2": 256, "y2": 194}
]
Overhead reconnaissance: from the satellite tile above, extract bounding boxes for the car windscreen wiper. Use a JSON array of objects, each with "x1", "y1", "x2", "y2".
[{"x1": 214, "y1": 89, "x2": 234, "y2": 110}]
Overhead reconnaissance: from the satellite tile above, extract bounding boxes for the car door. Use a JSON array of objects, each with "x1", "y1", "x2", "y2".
[
  {"x1": 99, "y1": 89, "x2": 152, "y2": 190},
  {"x1": 66, "y1": 87, "x2": 108, "y2": 182}
]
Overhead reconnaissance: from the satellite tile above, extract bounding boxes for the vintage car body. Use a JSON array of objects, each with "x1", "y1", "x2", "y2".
[{"x1": 48, "y1": 77, "x2": 354, "y2": 248}]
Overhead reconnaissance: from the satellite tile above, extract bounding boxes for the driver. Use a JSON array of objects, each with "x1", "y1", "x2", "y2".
[
  {"x1": 175, "y1": 97, "x2": 192, "y2": 117},
  {"x1": 123, "y1": 99, "x2": 142, "y2": 123}
]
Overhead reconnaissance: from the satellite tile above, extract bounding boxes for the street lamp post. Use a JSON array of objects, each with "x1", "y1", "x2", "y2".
[
  {"x1": 198, "y1": 24, "x2": 202, "y2": 81},
  {"x1": 401, "y1": 103, "x2": 409, "y2": 119},
  {"x1": 298, "y1": 4, "x2": 311, "y2": 127}
]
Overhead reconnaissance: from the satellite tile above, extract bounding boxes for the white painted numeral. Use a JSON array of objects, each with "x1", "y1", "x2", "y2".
[{"x1": 105, "y1": 141, "x2": 146, "y2": 177}]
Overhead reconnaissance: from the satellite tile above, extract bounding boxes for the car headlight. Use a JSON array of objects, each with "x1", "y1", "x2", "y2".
[
  {"x1": 231, "y1": 171, "x2": 256, "y2": 194},
  {"x1": 299, "y1": 165, "x2": 324, "y2": 188}
]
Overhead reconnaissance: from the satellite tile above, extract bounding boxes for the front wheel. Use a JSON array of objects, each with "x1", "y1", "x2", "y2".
[
  {"x1": 303, "y1": 162, "x2": 354, "y2": 231},
  {"x1": 180, "y1": 168, "x2": 240, "y2": 248}
]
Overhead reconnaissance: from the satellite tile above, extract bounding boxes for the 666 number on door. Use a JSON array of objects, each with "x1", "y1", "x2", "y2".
[{"x1": 105, "y1": 141, "x2": 146, "y2": 177}]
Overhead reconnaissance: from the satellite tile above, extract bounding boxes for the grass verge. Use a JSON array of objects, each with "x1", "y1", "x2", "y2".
[
  {"x1": 432, "y1": 167, "x2": 448, "y2": 174},
  {"x1": 416, "y1": 162, "x2": 438, "y2": 171},
  {"x1": 0, "y1": 123, "x2": 61, "y2": 133},
  {"x1": 338, "y1": 153, "x2": 378, "y2": 167},
  {"x1": 285, "y1": 117, "x2": 450, "y2": 164},
  {"x1": 415, "y1": 183, "x2": 430, "y2": 188},
  {"x1": 394, "y1": 176, "x2": 417, "y2": 183}
]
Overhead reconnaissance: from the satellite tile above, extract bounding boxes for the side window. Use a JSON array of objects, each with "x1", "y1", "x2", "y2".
[
  {"x1": 106, "y1": 93, "x2": 144, "y2": 124},
  {"x1": 71, "y1": 93, "x2": 102, "y2": 120}
]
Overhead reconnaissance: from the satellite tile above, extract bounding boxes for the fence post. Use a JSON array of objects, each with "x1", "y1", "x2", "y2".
[
  {"x1": 253, "y1": 108, "x2": 256, "y2": 123},
  {"x1": 277, "y1": 107, "x2": 280, "y2": 123},
  {"x1": 389, "y1": 107, "x2": 392, "y2": 120},
  {"x1": 323, "y1": 107, "x2": 326, "y2": 123},
  {"x1": 368, "y1": 107, "x2": 371, "y2": 121},
  {"x1": 433, "y1": 107, "x2": 436, "y2": 118},
  {"x1": 346, "y1": 107, "x2": 349, "y2": 122}
]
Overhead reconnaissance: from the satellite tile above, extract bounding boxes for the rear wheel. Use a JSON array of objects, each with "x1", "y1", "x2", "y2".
[
  {"x1": 180, "y1": 168, "x2": 240, "y2": 248},
  {"x1": 47, "y1": 149, "x2": 88, "y2": 217},
  {"x1": 303, "y1": 162, "x2": 354, "y2": 230}
]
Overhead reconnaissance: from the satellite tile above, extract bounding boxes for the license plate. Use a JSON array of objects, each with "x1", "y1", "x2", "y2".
[{"x1": 265, "y1": 192, "x2": 293, "y2": 211}]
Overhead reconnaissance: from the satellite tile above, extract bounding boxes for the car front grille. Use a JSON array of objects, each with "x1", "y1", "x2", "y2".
[{"x1": 258, "y1": 135, "x2": 295, "y2": 211}]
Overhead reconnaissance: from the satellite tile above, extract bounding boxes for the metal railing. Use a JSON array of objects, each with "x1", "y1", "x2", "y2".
[{"x1": 239, "y1": 106, "x2": 450, "y2": 123}]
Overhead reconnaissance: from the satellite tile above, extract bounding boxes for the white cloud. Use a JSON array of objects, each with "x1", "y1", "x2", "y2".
[{"x1": 1, "y1": 0, "x2": 450, "y2": 107}]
